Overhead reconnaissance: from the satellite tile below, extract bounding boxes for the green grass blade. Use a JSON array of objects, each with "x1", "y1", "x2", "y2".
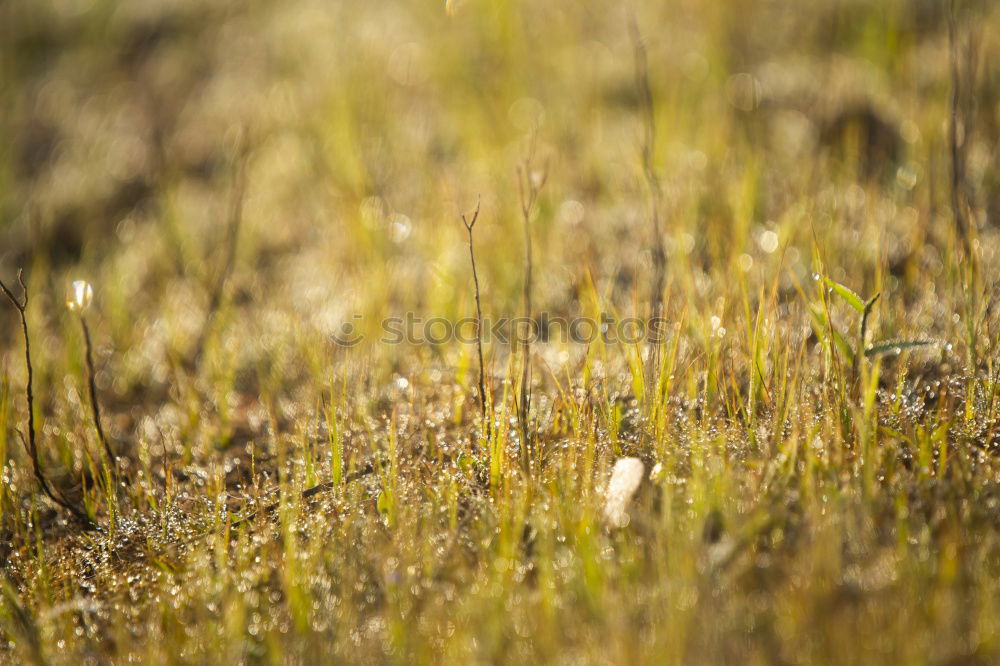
[{"x1": 823, "y1": 278, "x2": 865, "y2": 313}]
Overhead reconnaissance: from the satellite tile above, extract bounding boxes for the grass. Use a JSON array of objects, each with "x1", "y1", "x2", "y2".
[{"x1": 1, "y1": 0, "x2": 999, "y2": 663}]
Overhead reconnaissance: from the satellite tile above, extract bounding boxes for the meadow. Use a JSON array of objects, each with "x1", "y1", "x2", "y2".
[{"x1": 1, "y1": 0, "x2": 999, "y2": 663}]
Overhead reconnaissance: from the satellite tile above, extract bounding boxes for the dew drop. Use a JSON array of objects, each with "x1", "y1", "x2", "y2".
[{"x1": 66, "y1": 280, "x2": 93, "y2": 311}]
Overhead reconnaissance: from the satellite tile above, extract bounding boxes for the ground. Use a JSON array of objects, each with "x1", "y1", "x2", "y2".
[{"x1": 0, "y1": 0, "x2": 999, "y2": 663}]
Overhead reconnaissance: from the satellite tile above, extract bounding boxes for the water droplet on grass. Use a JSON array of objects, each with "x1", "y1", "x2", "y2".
[{"x1": 66, "y1": 280, "x2": 93, "y2": 311}]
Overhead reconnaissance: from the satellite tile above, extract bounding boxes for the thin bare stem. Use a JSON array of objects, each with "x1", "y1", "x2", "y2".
[
  {"x1": 629, "y1": 13, "x2": 666, "y2": 321},
  {"x1": 462, "y1": 198, "x2": 491, "y2": 442},
  {"x1": 629, "y1": 14, "x2": 668, "y2": 410},
  {"x1": 189, "y1": 130, "x2": 250, "y2": 367},
  {"x1": 516, "y1": 135, "x2": 548, "y2": 475},
  {"x1": 947, "y1": 0, "x2": 970, "y2": 254},
  {"x1": 1, "y1": 270, "x2": 93, "y2": 527},
  {"x1": 949, "y1": 0, "x2": 984, "y2": 376},
  {"x1": 229, "y1": 462, "x2": 376, "y2": 531},
  {"x1": 79, "y1": 315, "x2": 117, "y2": 480}
]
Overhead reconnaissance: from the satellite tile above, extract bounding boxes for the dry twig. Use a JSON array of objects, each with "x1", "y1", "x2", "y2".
[
  {"x1": 516, "y1": 135, "x2": 548, "y2": 475},
  {"x1": 462, "y1": 199, "x2": 492, "y2": 442},
  {"x1": 77, "y1": 313, "x2": 117, "y2": 480},
  {"x1": 188, "y1": 131, "x2": 251, "y2": 367},
  {"x1": 1, "y1": 270, "x2": 93, "y2": 527}
]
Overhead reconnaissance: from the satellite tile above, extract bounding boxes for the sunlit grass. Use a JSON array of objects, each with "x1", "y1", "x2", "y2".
[{"x1": 1, "y1": 0, "x2": 999, "y2": 663}]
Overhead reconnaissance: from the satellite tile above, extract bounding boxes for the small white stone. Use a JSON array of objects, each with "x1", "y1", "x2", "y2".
[{"x1": 603, "y1": 457, "x2": 645, "y2": 528}]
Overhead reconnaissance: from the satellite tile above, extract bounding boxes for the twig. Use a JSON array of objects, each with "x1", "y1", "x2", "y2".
[
  {"x1": 629, "y1": 13, "x2": 670, "y2": 417},
  {"x1": 188, "y1": 131, "x2": 250, "y2": 367},
  {"x1": 516, "y1": 134, "x2": 548, "y2": 475},
  {"x1": 229, "y1": 463, "x2": 376, "y2": 530},
  {"x1": 629, "y1": 13, "x2": 667, "y2": 323},
  {"x1": 947, "y1": 0, "x2": 970, "y2": 253},
  {"x1": 1, "y1": 270, "x2": 93, "y2": 527},
  {"x1": 462, "y1": 199, "x2": 491, "y2": 442},
  {"x1": 948, "y1": 0, "x2": 985, "y2": 374},
  {"x1": 78, "y1": 313, "x2": 117, "y2": 480}
]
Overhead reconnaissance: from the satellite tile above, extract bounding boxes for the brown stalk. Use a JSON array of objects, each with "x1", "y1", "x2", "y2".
[
  {"x1": 1, "y1": 270, "x2": 93, "y2": 527},
  {"x1": 188, "y1": 131, "x2": 251, "y2": 367},
  {"x1": 629, "y1": 14, "x2": 668, "y2": 407},
  {"x1": 947, "y1": 0, "x2": 970, "y2": 253},
  {"x1": 77, "y1": 313, "x2": 117, "y2": 480},
  {"x1": 516, "y1": 135, "x2": 548, "y2": 475},
  {"x1": 462, "y1": 199, "x2": 492, "y2": 442},
  {"x1": 629, "y1": 14, "x2": 666, "y2": 323}
]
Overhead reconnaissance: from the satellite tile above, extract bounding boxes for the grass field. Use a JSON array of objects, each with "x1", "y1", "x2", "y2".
[{"x1": 1, "y1": 0, "x2": 999, "y2": 663}]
